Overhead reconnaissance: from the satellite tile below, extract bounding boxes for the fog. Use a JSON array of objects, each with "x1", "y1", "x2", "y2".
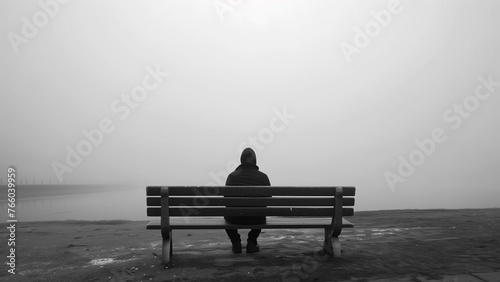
[{"x1": 1, "y1": 0, "x2": 499, "y2": 212}]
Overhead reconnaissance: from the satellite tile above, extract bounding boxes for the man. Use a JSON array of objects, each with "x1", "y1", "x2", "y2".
[{"x1": 225, "y1": 147, "x2": 271, "y2": 254}]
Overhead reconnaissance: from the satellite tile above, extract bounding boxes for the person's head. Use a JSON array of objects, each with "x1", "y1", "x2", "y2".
[{"x1": 240, "y1": 147, "x2": 257, "y2": 166}]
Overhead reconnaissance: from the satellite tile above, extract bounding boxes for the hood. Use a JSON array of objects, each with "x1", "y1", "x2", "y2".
[{"x1": 240, "y1": 147, "x2": 257, "y2": 166}]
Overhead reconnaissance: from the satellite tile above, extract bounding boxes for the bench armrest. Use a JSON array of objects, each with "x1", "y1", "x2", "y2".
[{"x1": 161, "y1": 187, "x2": 171, "y2": 239}]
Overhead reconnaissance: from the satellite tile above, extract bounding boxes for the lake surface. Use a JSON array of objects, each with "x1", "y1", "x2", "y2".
[{"x1": 0, "y1": 184, "x2": 149, "y2": 222}]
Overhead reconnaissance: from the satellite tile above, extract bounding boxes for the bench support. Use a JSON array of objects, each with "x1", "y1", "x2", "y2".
[
  {"x1": 161, "y1": 187, "x2": 173, "y2": 264},
  {"x1": 162, "y1": 231, "x2": 172, "y2": 264},
  {"x1": 323, "y1": 187, "x2": 344, "y2": 257},
  {"x1": 332, "y1": 236, "x2": 341, "y2": 257},
  {"x1": 323, "y1": 228, "x2": 341, "y2": 257}
]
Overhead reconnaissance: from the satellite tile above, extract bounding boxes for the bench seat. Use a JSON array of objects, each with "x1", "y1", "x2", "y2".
[{"x1": 147, "y1": 217, "x2": 354, "y2": 230}]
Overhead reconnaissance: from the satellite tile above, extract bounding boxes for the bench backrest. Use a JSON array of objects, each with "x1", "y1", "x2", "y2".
[{"x1": 146, "y1": 186, "x2": 355, "y2": 218}]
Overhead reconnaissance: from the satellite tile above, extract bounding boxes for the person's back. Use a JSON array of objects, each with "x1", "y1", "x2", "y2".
[
  {"x1": 224, "y1": 147, "x2": 270, "y2": 253},
  {"x1": 225, "y1": 163, "x2": 270, "y2": 186}
]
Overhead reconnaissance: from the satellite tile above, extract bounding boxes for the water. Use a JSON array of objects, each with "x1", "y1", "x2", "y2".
[{"x1": 0, "y1": 184, "x2": 149, "y2": 222}]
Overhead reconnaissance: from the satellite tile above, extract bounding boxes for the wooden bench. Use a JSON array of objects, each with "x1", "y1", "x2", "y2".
[{"x1": 146, "y1": 186, "x2": 356, "y2": 264}]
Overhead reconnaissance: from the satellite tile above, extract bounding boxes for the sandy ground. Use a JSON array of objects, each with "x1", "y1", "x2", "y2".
[{"x1": 1, "y1": 208, "x2": 499, "y2": 282}]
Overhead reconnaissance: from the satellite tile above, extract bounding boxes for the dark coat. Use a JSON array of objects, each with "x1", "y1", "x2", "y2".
[
  {"x1": 224, "y1": 148, "x2": 270, "y2": 225},
  {"x1": 225, "y1": 164, "x2": 271, "y2": 186}
]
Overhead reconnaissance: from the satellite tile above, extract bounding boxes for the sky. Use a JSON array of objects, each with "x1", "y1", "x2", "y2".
[{"x1": 1, "y1": 0, "x2": 499, "y2": 211}]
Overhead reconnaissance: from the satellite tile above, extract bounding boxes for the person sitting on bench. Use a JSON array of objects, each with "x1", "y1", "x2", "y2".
[{"x1": 224, "y1": 147, "x2": 271, "y2": 254}]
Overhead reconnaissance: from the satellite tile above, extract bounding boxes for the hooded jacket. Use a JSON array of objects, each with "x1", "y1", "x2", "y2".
[
  {"x1": 225, "y1": 148, "x2": 271, "y2": 186},
  {"x1": 224, "y1": 148, "x2": 270, "y2": 224}
]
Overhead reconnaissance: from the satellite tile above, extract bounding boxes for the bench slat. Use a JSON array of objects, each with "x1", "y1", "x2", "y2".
[
  {"x1": 146, "y1": 186, "x2": 356, "y2": 197},
  {"x1": 147, "y1": 207, "x2": 354, "y2": 217},
  {"x1": 146, "y1": 217, "x2": 355, "y2": 230},
  {"x1": 146, "y1": 197, "x2": 355, "y2": 207}
]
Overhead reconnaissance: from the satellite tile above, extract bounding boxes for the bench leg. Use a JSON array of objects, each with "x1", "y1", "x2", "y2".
[
  {"x1": 323, "y1": 228, "x2": 332, "y2": 255},
  {"x1": 332, "y1": 236, "x2": 341, "y2": 258},
  {"x1": 323, "y1": 228, "x2": 341, "y2": 258},
  {"x1": 162, "y1": 231, "x2": 172, "y2": 264}
]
